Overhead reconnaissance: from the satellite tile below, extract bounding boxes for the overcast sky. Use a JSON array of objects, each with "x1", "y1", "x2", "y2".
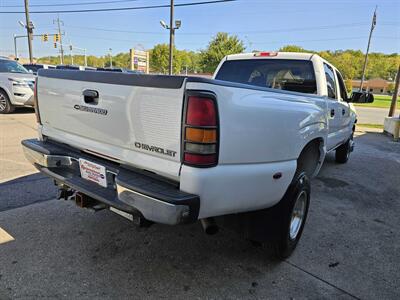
[{"x1": 0, "y1": 0, "x2": 399, "y2": 58}]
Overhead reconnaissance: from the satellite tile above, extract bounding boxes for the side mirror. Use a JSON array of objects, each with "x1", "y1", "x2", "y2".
[{"x1": 348, "y1": 91, "x2": 374, "y2": 103}]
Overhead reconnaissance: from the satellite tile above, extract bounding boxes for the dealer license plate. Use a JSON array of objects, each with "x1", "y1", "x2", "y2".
[{"x1": 79, "y1": 158, "x2": 107, "y2": 188}]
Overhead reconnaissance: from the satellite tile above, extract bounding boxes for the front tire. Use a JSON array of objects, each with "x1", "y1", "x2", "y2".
[
  {"x1": 335, "y1": 137, "x2": 353, "y2": 164},
  {"x1": 0, "y1": 90, "x2": 15, "y2": 114}
]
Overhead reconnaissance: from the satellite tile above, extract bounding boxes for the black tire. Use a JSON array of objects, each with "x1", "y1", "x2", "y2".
[
  {"x1": 0, "y1": 90, "x2": 15, "y2": 114},
  {"x1": 335, "y1": 138, "x2": 352, "y2": 164},
  {"x1": 236, "y1": 173, "x2": 311, "y2": 260},
  {"x1": 266, "y1": 173, "x2": 311, "y2": 259}
]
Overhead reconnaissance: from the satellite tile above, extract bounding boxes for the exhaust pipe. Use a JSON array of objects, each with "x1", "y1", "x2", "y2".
[{"x1": 201, "y1": 218, "x2": 219, "y2": 235}]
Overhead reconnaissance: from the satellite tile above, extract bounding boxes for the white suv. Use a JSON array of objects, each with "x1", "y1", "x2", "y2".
[{"x1": 0, "y1": 58, "x2": 36, "y2": 114}]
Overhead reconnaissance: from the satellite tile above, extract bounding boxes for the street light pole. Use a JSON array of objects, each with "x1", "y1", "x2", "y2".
[
  {"x1": 109, "y1": 48, "x2": 112, "y2": 68},
  {"x1": 169, "y1": 0, "x2": 174, "y2": 75},
  {"x1": 359, "y1": 7, "x2": 377, "y2": 91},
  {"x1": 84, "y1": 49, "x2": 87, "y2": 67},
  {"x1": 23, "y1": 0, "x2": 33, "y2": 63},
  {"x1": 13, "y1": 35, "x2": 18, "y2": 59},
  {"x1": 160, "y1": 2, "x2": 180, "y2": 75}
]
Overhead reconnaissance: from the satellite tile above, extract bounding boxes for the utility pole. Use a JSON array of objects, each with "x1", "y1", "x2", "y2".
[
  {"x1": 54, "y1": 16, "x2": 64, "y2": 64},
  {"x1": 169, "y1": 0, "x2": 174, "y2": 75},
  {"x1": 69, "y1": 44, "x2": 74, "y2": 65},
  {"x1": 23, "y1": 0, "x2": 34, "y2": 63},
  {"x1": 160, "y1": 1, "x2": 181, "y2": 75},
  {"x1": 359, "y1": 7, "x2": 377, "y2": 91},
  {"x1": 388, "y1": 65, "x2": 400, "y2": 117}
]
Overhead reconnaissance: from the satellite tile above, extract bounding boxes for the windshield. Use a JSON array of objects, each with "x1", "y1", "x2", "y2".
[
  {"x1": 0, "y1": 59, "x2": 29, "y2": 74},
  {"x1": 215, "y1": 59, "x2": 317, "y2": 94}
]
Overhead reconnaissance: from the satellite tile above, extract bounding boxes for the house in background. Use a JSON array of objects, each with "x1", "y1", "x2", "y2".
[{"x1": 351, "y1": 78, "x2": 397, "y2": 95}]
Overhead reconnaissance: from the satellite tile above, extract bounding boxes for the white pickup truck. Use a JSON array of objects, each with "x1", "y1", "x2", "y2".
[{"x1": 22, "y1": 52, "x2": 373, "y2": 258}]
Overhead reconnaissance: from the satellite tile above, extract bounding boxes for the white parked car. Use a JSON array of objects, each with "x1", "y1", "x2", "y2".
[
  {"x1": 0, "y1": 58, "x2": 35, "y2": 113},
  {"x1": 22, "y1": 52, "x2": 373, "y2": 258}
]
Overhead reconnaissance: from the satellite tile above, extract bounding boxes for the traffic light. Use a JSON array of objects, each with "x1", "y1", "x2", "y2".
[
  {"x1": 54, "y1": 42, "x2": 57, "y2": 48},
  {"x1": 54, "y1": 34, "x2": 60, "y2": 42},
  {"x1": 69, "y1": 45, "x2": 73, "y2": 51},
  {"x1": 41, "y1": 34, "x2": 48, "y2": 42}
]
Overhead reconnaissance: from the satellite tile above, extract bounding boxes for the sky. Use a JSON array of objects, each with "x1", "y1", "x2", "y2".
[{"x1": 0, "y1": 0, "x2": 399, "y2": 59}]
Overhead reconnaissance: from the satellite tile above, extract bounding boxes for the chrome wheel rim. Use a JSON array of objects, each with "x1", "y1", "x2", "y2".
[
  {"x1": 0, "y1": 93, "x2": 6, "y2": 111},
  {"x1": 289, "y1": 190, "x2": 307, "y2": 240}
]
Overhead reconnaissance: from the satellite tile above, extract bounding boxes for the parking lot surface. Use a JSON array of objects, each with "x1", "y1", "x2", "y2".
[{"x1": 0, "y1": 111, "x2": 399, "y2": 299}]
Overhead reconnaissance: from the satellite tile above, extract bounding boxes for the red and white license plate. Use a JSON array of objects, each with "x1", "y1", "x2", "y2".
[{"x1": 79, "y1": 158, "x2": 107, "y2": 188}]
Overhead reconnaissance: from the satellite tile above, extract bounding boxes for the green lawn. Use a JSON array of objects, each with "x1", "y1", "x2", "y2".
[
  {"x1": 354, "y1": 94, "x2": 398, "y2": 109},
  {"x1": 357, "y1": 123, "x2": 384, "y2": 129}
]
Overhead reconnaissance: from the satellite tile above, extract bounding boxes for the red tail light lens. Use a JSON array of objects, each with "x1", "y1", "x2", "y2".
[
  {"x1": 186, "y1": 96, "x2": 217, "y2": 126},
  {"x1": 183, "y1": 93, "x2": 218, "y2": 167},
  {"x1": 184, "y1": 153, "x2": 217, "y2": 165}
]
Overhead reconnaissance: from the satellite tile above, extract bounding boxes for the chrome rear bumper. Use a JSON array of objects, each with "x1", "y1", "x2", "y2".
[{"x1": 22, "y1": 139, "x2": 199, "y2": 225}]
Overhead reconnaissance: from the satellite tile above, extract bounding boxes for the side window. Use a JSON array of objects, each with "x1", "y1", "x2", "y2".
[
  {"x1": 336, "y1": 71, "x2": 348, "y2": 101},
  {"x1": 323, "y1": 63, "x2": 337, "y2": 99}
]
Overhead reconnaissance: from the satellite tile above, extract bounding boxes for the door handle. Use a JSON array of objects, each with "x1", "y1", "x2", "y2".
[
  {"x1": 342, "y1": 109, "x2": 346, "y2": 116},
  {"x1": 330, "y1": 109, "x2": 335, "y2": 117},
  {"x1": 83, "y1": 89, "x2": 99, "y2": 104}
]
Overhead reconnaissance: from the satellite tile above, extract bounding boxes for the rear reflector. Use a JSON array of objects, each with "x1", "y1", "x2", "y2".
[
  {"x1": 186, "y1": 96, "x2": 217, "y2": 126},
  {"x1": 185, "y1": 127, "x2": 217, "y2": 143},
  {"x1": 184, "y1": 153, "x2": 217, "y2": 166}
]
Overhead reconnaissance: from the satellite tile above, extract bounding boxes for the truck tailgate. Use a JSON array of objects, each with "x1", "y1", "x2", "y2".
[{"x1": 37, "y1": 70, "x2": 186, "y2": 180}]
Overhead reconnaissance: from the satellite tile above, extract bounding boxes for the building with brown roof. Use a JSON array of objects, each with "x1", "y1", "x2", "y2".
[{"x1": 351, "y1": 78, "x2": 396, "y2": 95}]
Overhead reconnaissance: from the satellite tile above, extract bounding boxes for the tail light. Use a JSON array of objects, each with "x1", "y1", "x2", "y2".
[
  {"x1": 33, "y1": 79, "x2": 41, "y2": 124},
  {"x1": 182, "y1": 92, "x2": 218, "y2": 167}
]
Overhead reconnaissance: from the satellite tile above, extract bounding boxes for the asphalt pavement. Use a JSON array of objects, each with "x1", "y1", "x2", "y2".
[{"x1": 0, "y1": 110, "x2": 399, "y2": 299}]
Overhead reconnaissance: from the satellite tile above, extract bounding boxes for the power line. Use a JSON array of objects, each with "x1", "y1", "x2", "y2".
[
  {"x1": 66, "y1": 34, "x2": 393, "y2": 45},
  {"x1": 251, "y1": 36, "x2": 393, "y2": 45},
  {"x1": 67, "y1": 22, "x2": 370, "y2": 36},
  {"x1": 0, "y1": 0, "x2": 237, "y2": 14},
  {"x1": 0, "y1": 0, "x2": 144, "y2": 8}
]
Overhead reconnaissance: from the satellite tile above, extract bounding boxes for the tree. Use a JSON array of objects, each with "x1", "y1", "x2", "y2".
[
  {"x1": 149, "y1": 44, "x2": 170, "y2": 74},
  {"x1": 345, "y1": 79, "x2": 353, "y2": 93},
  {"x1": 279, "y1": 45, "x2": 309, "y2": 53},
  {"x1": 200, "y1": 32, "x2": 245, "y2": 73},
  {"x1": 387, "y1": 82, "x2": 395, "y2": 94}
]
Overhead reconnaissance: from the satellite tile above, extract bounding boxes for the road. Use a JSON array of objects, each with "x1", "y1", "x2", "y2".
[
  {"x1": 1, "y1": 111, "x2": 400, "y2": 299},
  {"x1": 355, "y1": 105, "x2": 399, "y2": 125}
]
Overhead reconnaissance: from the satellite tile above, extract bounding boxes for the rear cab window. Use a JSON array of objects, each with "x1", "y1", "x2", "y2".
[{"x1": 215, "y1": 59, "x2": 317, "y2": 94}]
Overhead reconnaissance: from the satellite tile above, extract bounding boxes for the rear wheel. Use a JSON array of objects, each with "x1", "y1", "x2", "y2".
[
  {"x1": 240, "y1": 173, "x2": 311, "y2": 260},
  {"x1": 267, "y1": 173, "x2": 310, "y2": 259},
  {"x1": 0, "y1": 90, "x2": 14, "y2": 114}
]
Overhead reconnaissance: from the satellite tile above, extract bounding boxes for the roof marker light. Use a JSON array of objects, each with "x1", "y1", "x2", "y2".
[{"x1": 254, "y1": 51, "x2": 278, "y2": 57}]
